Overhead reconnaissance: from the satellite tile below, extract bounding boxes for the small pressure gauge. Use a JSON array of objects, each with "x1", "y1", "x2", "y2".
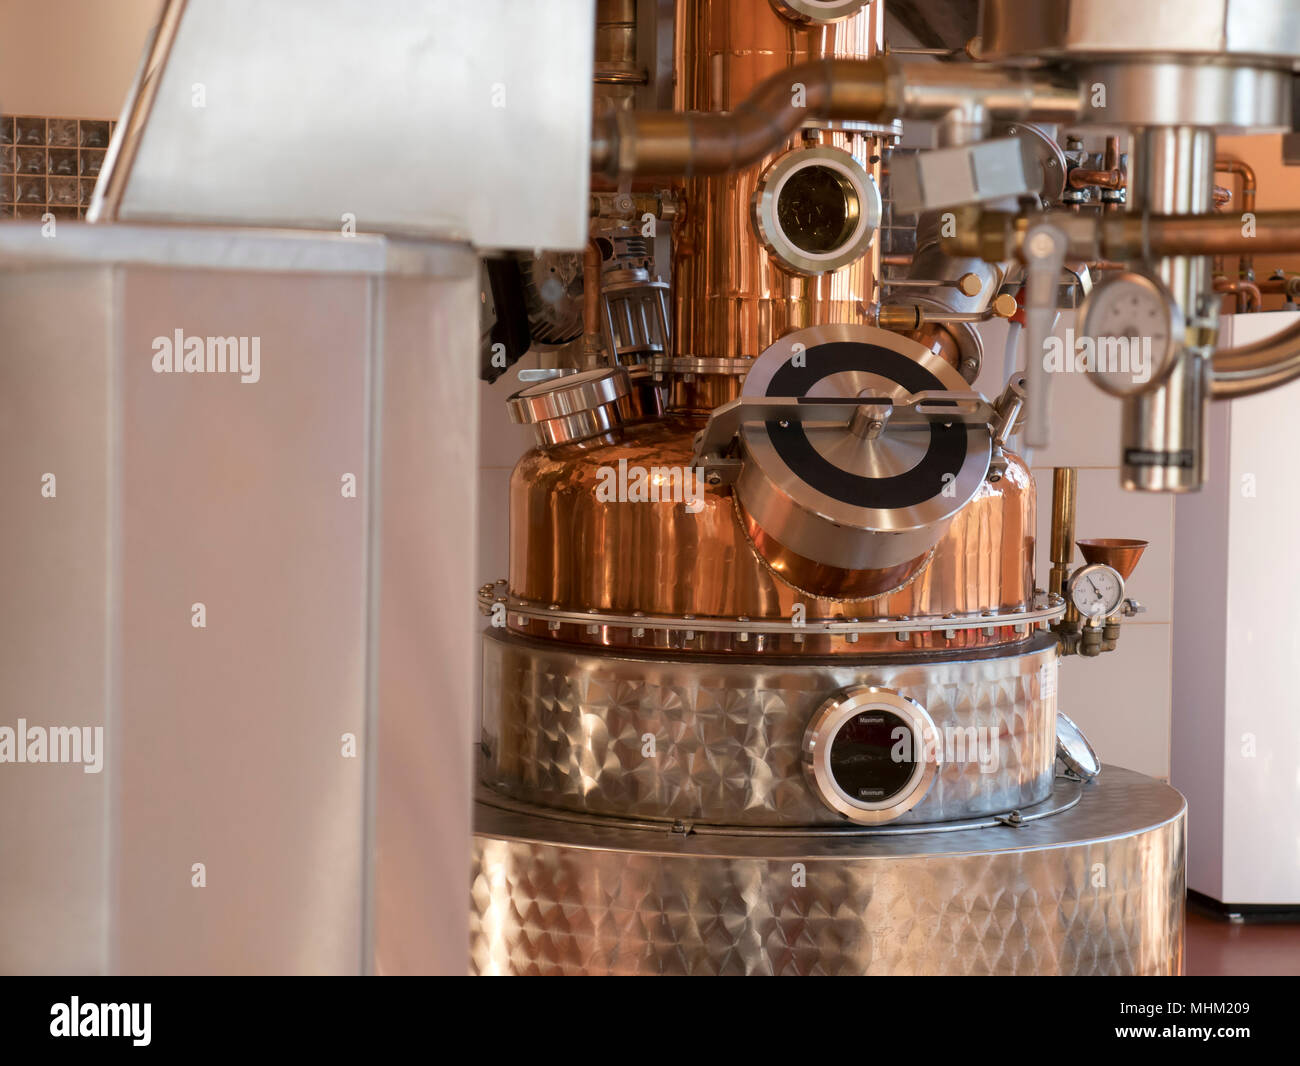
[
  {"x1": 1077, "y1": 272, "x2": 1183, "y2": 397},
  {"x1": 1067, "y1": 563, "x2": 1126, "y2": 620}
]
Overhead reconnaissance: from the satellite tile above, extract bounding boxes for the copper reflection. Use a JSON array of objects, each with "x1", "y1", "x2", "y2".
[
  {"x1": 507, "y1": 419, "x2": 1037, "y2": 654},
  {"x1": 670, "y1": 0, "x2": 882, "y2": 368}
]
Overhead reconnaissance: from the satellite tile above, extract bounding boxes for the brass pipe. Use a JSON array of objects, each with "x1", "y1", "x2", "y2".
[
  {"x1": 1213, "y1": 276, "x2": 1262, "y2": 314},
  {"x1": 591, "y1": 58, "x2": 1081, "y2": 180},
  {"x1": 1216, "y1": 157, "x2": 1258, "y2": 279},
  {"x1": 1048, "y1": 467, "x2": 1077, "y2": 605}
]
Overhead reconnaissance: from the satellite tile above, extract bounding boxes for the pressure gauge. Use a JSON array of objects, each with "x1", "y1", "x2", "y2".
[
  {"x1": 1067, "y1": 563, "x2": 1126, "y2": 620},
  {"x1": 1077, "y1": 272, "x2": 1183, "y2": 397}
]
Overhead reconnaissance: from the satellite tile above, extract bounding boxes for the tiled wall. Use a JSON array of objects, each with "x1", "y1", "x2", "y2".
[{"x1": 0, "y1": 115, "x2": 116, "y2": 220}]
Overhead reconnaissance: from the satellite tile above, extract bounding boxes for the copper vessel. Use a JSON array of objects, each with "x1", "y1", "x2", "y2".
[
  {"x1": 507, "y1": 417, "x2": 1037, "y2": 654},
  {"x1": 671, "y1": 0, "x2": 883, "y2": 383}
]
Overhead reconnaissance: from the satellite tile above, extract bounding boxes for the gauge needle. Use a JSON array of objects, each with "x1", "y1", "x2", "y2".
[{"x1": 1088, "y1": 577, "x2": 1102, "y2": 596}]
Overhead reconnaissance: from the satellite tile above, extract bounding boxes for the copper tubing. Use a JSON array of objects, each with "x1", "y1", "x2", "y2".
[
  {"x1": 1067, "y1": 167, "x2": 1124, "y2": 190},
  {"x1": 945, "y1": 208, "x2": 1300, "y2": 263},
  {"x1": 1255, "y1": 275, "x2": 1300, "y2": 297},
  {"x1": 1216, "y1": 158, "x2": 1258, "y2": 279},
  {"x1": 591, "y1": 57, "x2": 1081, "y2": 180},
  {"x1": 1213, "y1": 277, "x2": 1262, "y2": 314},
  {"x1": 1211, "y1": 316, "x2": 1300, "y2": 399}
]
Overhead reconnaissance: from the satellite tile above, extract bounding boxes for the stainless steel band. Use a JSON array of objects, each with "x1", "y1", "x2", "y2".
[{"x1": 479, "y1": 630, "x2": 1059, "y2": 827}]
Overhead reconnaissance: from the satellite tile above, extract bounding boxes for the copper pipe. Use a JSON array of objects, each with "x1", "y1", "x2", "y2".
[
  {"x1": 592, "y1": 58, "x2": 1081, "y2": 180},
  {"x1": 947, "y1": 208, "x2": 1300, "y2": 262},
  {"x1": 881, "y1": 253, "x2": 914, "y2": 267},
  {"x1": 1216, "y1": 157, "x2": 1258, "y2": 279},
  {"x1": 583, "y1": 239, "x2": 604, "y2": 358},
  {"x1": 1254, "y1": 275, "x2": 1300, "y2": 296},
  {"x1": 1213, "y1": 276, "x2": 1262, "y2": 314},
  {"x1": 1067, "y1": 168, "x2": 1123, "y2": 191},
  {"x1": 1103, "y1": 134, "x2": 1120, "y2": 173},
  {"x1": 1211, "y1": 184, "x2": 1232, "y2": 208}
]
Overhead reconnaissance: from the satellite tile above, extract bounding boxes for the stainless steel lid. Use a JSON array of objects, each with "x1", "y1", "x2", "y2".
[
  {"x1": 1056, "y1": 711, "x2": 1101, "y2": 780},
  {"x1": 737, "y1": 324, "x2": 993, "y2": 572},
  {"x1": 507, "y1": 366, "x2": 631, "y2": 447}
]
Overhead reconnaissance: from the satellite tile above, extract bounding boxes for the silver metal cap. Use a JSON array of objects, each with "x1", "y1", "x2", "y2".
[
  {"x1": 507, "y1": 366, "x2": 631, "y2": 448},
  {"x1": 737, "y1": 324, "x2": 992, "y2": 573}
]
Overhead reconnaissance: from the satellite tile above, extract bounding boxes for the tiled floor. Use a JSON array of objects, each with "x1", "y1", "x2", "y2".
[{"x1": 1186, "y1": 907, "x2": 1300, "y2": 976}]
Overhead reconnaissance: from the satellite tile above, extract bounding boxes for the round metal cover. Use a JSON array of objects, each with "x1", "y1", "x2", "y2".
[
  {"x1": 1056, "y1": 711, "x2": 1101, "y2": 780},
  {"x1": 738, "y1": 324, "x2": 992, "y2": 572}
]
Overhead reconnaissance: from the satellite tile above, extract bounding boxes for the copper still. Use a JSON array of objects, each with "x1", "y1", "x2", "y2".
[{"x1": 473, "y1": 0, "x2": 1191, "y2": 976}]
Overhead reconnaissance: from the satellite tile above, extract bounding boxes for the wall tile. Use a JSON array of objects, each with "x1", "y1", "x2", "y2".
[{"x1": 0, "y1": 112, "x2": 116, "y2": 219}]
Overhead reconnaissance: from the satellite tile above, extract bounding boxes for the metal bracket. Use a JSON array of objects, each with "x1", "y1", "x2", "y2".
[
  {"x1": 691, "y1": 390, "x2": 994, "y2": 478},
  {"x1": 995, "y1": 810, "x2": 1026, "y2": 828}
]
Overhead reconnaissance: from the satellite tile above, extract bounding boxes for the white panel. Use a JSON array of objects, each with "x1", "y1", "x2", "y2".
[
  {"x1": 0, "y1": 225, "x2": 480, "y2": 973},
  {"x1": 373, "y1": 274, "x2": 479, "y2": 974},
  {"x1": 108, "y1": 0, "x2": 594, "y2": 250},
  {"x1": 0, "y1": 267, "x2": 114, "y2": 975},
  {"x1": 114, "y1": 267, "x2": 371, "y2": 974},
  {"x1": 1170, "y1": 400, "x2": 1232, "y2": 901},
  {"x1": 1220, "y1": 315, "x2": 1300, "y2": 904}
]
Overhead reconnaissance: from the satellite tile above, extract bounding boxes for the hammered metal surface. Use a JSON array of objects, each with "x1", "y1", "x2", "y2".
[
  {"x1": 480, "y1": 632, "x2": 1058, "y2": 826},
  {"x1": 470, "y1": 767, "x2": 1186, "y2": 975}
]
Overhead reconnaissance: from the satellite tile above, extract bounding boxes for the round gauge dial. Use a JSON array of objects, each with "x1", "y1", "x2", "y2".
[
  {"x1": 1068, "y1": 563, "x2": 1125, "y2": 619},
  {"x1": 1077, "y1": 272, "x2": 1182, "y2": 397}
]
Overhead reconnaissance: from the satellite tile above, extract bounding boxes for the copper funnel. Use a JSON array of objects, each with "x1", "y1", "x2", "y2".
[{"x1": 1076, "y1": 538, "x2": 1148, "y2": 580}]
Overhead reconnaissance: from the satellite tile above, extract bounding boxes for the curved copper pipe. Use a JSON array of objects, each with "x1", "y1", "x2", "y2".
[
  {"x1": 1216, "y1": 158, "x2": 1258, "y2": 279},
  {"x1": 1213, "y1": 276, "x2": 1262, "y2": 314}
]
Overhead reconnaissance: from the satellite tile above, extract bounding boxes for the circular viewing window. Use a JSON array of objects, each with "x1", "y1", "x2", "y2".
[
  {"x1": 754, "y1": 147, "x2": 880, "y2": 275},
  {"x1": 829, "y1": 708, "x2": 917, "y2": 803},
  {"x1": 776, "y1": 165, "x2": 860, "y2": 255},
  {"x1": 802, "y1": 686, "x2": 939, "y2": 824}
]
